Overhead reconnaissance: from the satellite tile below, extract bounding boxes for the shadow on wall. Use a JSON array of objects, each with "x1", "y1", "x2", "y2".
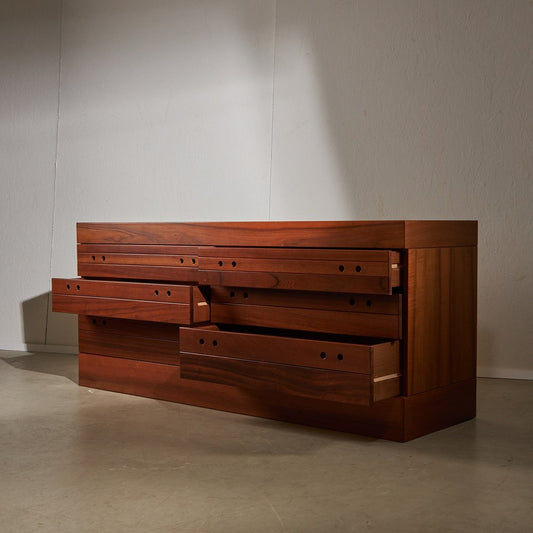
[
  {"x1": 21, "y1": 292, "x2": 78, "y2": 350},
  {"x1": 20, "y1": 293, "x2": 50, "y2": 345}
]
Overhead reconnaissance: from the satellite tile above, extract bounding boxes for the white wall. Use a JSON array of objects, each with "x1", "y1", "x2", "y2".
[
  {"x1": 1, "y1": 1, "x2": 532, "y2": 378},
  {"x1": 0, "y1": 0, "x2": 61, "y2": 350}
]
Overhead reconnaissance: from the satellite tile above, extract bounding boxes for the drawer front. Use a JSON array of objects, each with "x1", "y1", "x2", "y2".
[
  {"x1": 52, "y1": 278, "x2": 209, "y2": 324},
  {"x1": 198, "y1": 247, "x2": 401, "y2": 294},
  {"x1": 79, "y1": 316, "x2": 179, "y2": 365},
  {"x1": 210, "y1": 287, "x2": 402, "y2": 339},
  {"x1": 77, "y1": 244, "x2": 199, "y2": 282},
  {"x1": 179, "y1": 327, "x2": 401, "y2": 406}
]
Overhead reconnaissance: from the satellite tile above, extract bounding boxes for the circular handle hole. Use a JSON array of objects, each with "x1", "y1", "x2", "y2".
[
  {"x1": 192, "y1": 258, "x2": 196, "y2": 264},
  {"x1": 66, "y1": 284, "x2": 71, "y2": 290},
  {"x1": 212, "y1": 340, "x2": 218, "y2": 347},
  {"x1": 76, "y1": 285, "x2": 80, "y2": 290},
  {"x1": 102, "y1": 256, "x2": 106, "y2": 261},
  {"x1": 349, "y1": 298, "x2": 355, "y2": 306},
  {"x1": 166, "y1": 290, "x2": 171, "y2": 296},
  {"x1": 232, "y1": 261, "x2": 237, "y2": 267},
  {"x1": 355, "y1": 265, "x2": 362, "y2": 272},
  {"x1": 92, "y1": 318, "x2": 97, "y2": 324},
  {"x1": 180, "y1": 258, "x2": 184, "y2": 264},
  {"x1": 320, "y1": 352, "x2": 326, "y2": 359},
  {"x1": 230, "y1": 291, "x2": 235, "y2": 298},
  {"x1": 218, "y1": 260, "x2": 223, "y2": 267},
  {"x1": 337, "y1": 353, "x2": 343, "y2": 361},
  {"x1": 199, "y1": 339, "x2": 205, "y2": 345},
  {"x1": 243, "y1": 292, "x2": 249, "y2": 299},
  {"x1": 102, "y1": 320, "x2": 107, "y2": 325},
  {"x1": 338, "y1": 265, "x2": 345, "y2": 272},
  {"x1": 154, "y1": 290, "x2": 159, "y2": 295},
  {"x1": 366, "y1": 299, "x2": 372, "y2": 307},
  {"x1": 92, "y1": 255, "x2": 96, "y2": 261}
]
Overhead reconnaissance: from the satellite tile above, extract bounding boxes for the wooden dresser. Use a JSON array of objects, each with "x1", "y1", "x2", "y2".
[{"x1": 52, "y1": 221, "x2": 477, "y2": 441}]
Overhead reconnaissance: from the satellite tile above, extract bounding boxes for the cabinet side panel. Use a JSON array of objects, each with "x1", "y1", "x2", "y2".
[{"x1": 407, "y1": 247, "x2": 477, "y2": 395}]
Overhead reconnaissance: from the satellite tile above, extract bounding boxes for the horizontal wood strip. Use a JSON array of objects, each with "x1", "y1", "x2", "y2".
[
  {"x1": 199, "y1": 270, "x2": 393, "y2": 294},
  {"x1": 198, "y1": 247, "x2": 392, "y2": 261},
  {"x1": 52, "y1": 278, "x2": 192, "y2": 303},
  {"x1": 199, "y1": 257, "x2": 390, "y2": 276},
  {"x1": 179, "y1": 327, "x2": 394, "y2": 374},
  {"x1": 77, "y1": 221, "x2": 407, "y2": 247},
  {"x1": 78, "y1": 353, "x2": 406, "y2": 440},
  {"x1": 180, "y1": 353, "x2": 373, "y2": 406},
  {"x1": 78, "y1": 244, "x2": 198, "y2": 255},
  {"x1": 210, "y1": 287, "x2": 401, "y2": 315},
  {"x1": 211, "y1": 303, "x2": 402, "y2": 338},
  {"x1": 77, "y1": 264, "x2": 199, "y2": 282},
  {"x1": 78, "y1": 315, "x2": 179, "y2": 341},
  {"x1": 78, "y1": 253, "x2": 198, "y2": 267},
  {"x1": 52, "y1": 294, "x2": 192, "y2": 324},
  {"x1": 79, "y1": 328, "x2": 179, "y2": 365}
]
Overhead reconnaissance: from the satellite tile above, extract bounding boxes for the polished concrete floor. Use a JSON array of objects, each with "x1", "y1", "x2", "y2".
[{"x1": 1, "y1": 350, "x2": 532, "y2": 532}]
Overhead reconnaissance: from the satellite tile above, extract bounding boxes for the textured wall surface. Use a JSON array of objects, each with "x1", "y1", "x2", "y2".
[
  {"x1": 0, "y1": 1, "x2": 61, "y2": 349},
  {"x1": 1, "y1": 1, "x2": 532, "y2": 377}
]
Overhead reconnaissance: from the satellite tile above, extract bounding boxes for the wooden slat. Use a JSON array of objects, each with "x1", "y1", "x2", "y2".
[
  {"x1": 78, "y1": 244, "x2": 198, "y2": 255},
  {"x1": 77, "y1": 221, "x2": 408, "y2": 248},
  {"x1": 198, "y1": 247, "x2": 392, "y2": 261},
  {"x1": 199, "y1": 257, "x2": 390, "y2": 276},
  {"x1": 78, "y1": 253, "x2": 197, "y2": 267},
  {"x1": 79, "y1": 327, "x2": 179, "y2": 365},
  {"x1": 180, "y1": 327, "x2": 400, "y2": 374},
  {"x1": 199, "y1": 270, "x2": 393, "y2": 294},
  {"x1": 210, "y1": 287, "x2": 401, "y2": 315},
  {"x1": 211, "y1": 303, "x2": 402, "y2": 338},
  {"x1": 52, "y1": 278, "x2": 191, "y2": 303},
  {"x1": 180, "y1": 353, "x2": 373, "y2": 406},
  {"x1": 77, "y1": 221, "x2": 477, "y2": 248},
  {"x1": 78, "y1": 315, "x2": 179, "y2": 342},
  {"x1": 77, "y1": 264, "x2": 199, "y2": 282},
  {"x1": 53, "y1": 294, "x2": 192, "y2": 324}
]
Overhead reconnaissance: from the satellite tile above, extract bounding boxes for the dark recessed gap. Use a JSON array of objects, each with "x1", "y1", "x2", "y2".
[
  {"x1": 338, "y1": 265, "x2": 344, "y2": 272},
  {"x1": 320, "y1": 352, "x2": 326, "y2": 359}
]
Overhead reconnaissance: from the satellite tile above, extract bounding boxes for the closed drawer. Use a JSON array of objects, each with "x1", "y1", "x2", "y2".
[
  {"x1": 198, "y1": 247, "x2": 401, "y2": 294},
  {"x1": 210, "y1": 287, "x2": 402, "y2": 339},
  {"x1": 179, "y1": 327, "x2": 401, "y2": 406},
  {"x1": 77, "y1": 244, "x2": 199, "y2": 282},
  {"x1": 52, "y1": 278, "x2": 209, "y2": 324}
]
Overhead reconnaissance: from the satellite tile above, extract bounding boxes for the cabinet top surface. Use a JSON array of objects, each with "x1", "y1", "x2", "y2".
[{"x1": 77, "y1": 220, "x2": 477, "y2": 249}]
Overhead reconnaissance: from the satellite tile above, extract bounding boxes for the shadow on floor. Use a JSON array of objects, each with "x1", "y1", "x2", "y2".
[{"x1": 0, "y1": 352, "x2": 78, "y2": 384}]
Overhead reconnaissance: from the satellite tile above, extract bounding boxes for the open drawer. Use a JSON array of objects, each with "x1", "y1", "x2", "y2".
[
  {"x1": 52, "y1": 278, "x2": 209, "y2": 324},
  {"x1": 179, "y1": 327, "x2": 401, "y2": 406},
  {"x1": 198, "y1": 247, "x2": 401, "y2": 294}
]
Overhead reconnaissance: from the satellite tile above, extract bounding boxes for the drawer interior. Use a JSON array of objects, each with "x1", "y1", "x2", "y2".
[{"x1": 179, "y1": 326, "x2": 401, "y2": 406}]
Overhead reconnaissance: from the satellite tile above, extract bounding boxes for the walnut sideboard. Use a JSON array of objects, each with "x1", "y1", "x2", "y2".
[{"x1": 52, "y1": 221, "x2": 477, "y2": 441}]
